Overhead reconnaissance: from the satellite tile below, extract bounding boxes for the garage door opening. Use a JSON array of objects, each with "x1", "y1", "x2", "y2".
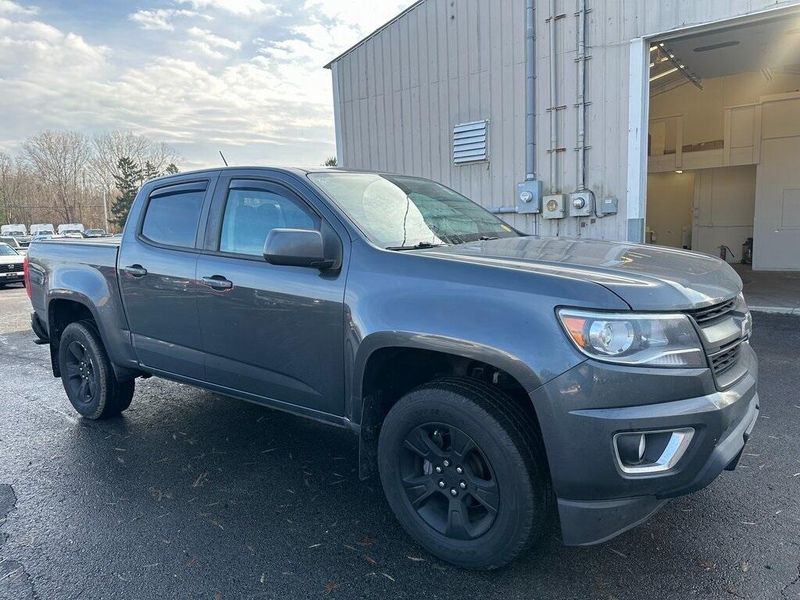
[{"x1": 644, "y1": 10, "x2": 800, "y2": 277}]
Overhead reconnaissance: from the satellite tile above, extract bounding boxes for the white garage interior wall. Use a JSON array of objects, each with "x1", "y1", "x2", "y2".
[
  {"x1": 646, "y1": 172, "x2": 694, "y2": 248},
  {"x1": 754, "y1": 95, "x2": 800, "y2": 270},
  {"x1": 692, "y1": 166, "x2": 756, "y2": 258}
]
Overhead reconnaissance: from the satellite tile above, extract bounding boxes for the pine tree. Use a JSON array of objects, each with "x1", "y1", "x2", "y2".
[
  {"x1": 142, "y1": 161, "x2": 160, "y2": 183},
  {"x1": 110, "y1": 157, "x2": 143, "y2": 227},
  {"x1": 164, "y1": 163, "x2": 179, "y2": 175}
]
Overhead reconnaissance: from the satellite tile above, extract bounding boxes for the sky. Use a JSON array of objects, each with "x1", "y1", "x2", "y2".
[{"x1": 0, "y1": 0, "x2": 415, "y2": 170}]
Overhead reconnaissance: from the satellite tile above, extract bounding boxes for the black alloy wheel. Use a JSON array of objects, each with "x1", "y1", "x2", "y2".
[
  {"x1": 400, "y1": 423, "x2": 499, "y2": 540},
  {"x1": 64, "y1": 341, "x2": 99, "y2": 406},
  {"x1": 58, "y1": 321, "x2": 135, "y2": 419},
  {"x1": 378, "y1": 377, "x2": 550, "y2": 569}
]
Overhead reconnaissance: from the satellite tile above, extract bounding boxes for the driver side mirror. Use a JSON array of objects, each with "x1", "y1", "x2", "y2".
[{"x1": 263, "y1": 228, "x2": 334, "y2": 270}]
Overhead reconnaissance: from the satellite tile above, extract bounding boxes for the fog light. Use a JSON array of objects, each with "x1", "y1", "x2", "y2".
[
  {"x1": 614, "y1": 428, "x2": 694, "y2": 474},
  {"x1": 616, "y1": 433, "x2": 646, "y2": 465}
]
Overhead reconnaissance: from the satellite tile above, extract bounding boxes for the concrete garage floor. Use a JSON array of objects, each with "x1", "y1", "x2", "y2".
[
  {"x1": 0, "y1": 283, "x2": 799, "y2": 600},
  {"x1": 734, "y1": 264, "x2": 800, "y2": 314}
]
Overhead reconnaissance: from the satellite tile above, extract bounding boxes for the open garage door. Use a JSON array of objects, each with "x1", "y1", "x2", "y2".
[{"x1": 645, "y1": 9, "x2": 800, "y2": 271}]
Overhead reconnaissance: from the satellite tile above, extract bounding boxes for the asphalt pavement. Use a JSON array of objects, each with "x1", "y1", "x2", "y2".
[{"x1": 0, "y1": 283, "x2": 798, "y2": 599}]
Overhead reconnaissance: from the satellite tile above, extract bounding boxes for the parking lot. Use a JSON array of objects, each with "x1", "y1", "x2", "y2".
[{"x1": 0, "y1": 283, "x2": 798, "y2": 600}]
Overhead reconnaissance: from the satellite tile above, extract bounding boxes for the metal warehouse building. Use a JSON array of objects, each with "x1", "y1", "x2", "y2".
[{"x1": 325, "y1": 0, "x2": 800, "y2": 272}]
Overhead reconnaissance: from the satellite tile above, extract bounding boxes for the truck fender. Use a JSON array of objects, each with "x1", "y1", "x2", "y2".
[
  {"x1": 350, "y1": 331, "x2": 542, "y2": 479},
  {"x1": 46, "y1": 266, "x2": 139, "y2": 380}
]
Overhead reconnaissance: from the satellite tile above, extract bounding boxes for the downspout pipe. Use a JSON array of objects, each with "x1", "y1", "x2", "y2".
[
  {"x1": 548, "y1": 0, "x2": 558, "y2": 195},
  {"x1": 576, "y1": 0, "x2": 587, "y2": 191},
  {"x1": 525, "y1": 0, "x2": 536, "y2": 181}
]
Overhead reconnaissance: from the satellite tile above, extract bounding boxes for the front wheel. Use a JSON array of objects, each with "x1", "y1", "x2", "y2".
[
  {"x1": 377, "y1": 378, "x2": 550, "y2": 569},
  {"x1": 58, "y1": 321, "x2": 135, "y2": 419}
]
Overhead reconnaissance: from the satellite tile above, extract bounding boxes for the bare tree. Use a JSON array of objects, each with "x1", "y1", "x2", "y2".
[
  {"x1": 90, "y1": 130, "x2": 179, "y2": 190},
  {"x1": 0, "y1": 152, "x2": 21, "y2": 224},
  {"x1": 3, "y1": 129, "x2": 178, "y2": 232},
  {"x1": 21, "y1": 131, "x2": 93, "y2": 223}
]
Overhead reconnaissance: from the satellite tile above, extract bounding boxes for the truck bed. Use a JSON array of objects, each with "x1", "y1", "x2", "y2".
[{"x1": 27, "y1": 237, "x2": 127, "y2": 352}]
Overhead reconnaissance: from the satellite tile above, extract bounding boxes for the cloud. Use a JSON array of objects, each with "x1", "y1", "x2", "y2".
[
  {"x1": 129, "y1": 8, "x2": 207, "y2": 31},
  {"x1": 187, "y1": 27, "x2": 241, "y2": 50},
  {"x1": 0, "y1": 0, "x2": 37, "y2": 16},
  {"x1": 176, "y1": 0, "x2": 283, "y2": 17},
  {"x1": 0, "y1": 1, "x2": 418, "y2": 168},
  {"x1": 302, "y1": 0, "x2": 411, "y2": 33}
]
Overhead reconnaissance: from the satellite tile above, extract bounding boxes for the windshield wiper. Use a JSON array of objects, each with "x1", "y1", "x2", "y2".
[{"x1": 386, "y1": 241, "x2": 447, "y2": 251}]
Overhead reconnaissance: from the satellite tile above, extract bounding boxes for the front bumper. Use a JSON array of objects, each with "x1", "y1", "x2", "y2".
[
  {"x1": 531, "y1": 342, "x2": 758, "y2": 546},
  {"x1": 0, "y1": 271, "x2": 23, "y2": 284}
]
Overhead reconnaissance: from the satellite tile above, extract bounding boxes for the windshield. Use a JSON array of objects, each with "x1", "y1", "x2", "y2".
[
  {"x1": 0, "y1": 244, "x2": 18, "y2": 256},
  {"x1": 308, "y1": 172, "x2": 520, "y2": 249}
]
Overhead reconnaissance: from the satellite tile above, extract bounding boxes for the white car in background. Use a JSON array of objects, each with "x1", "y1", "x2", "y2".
[
  {"x1": 57, "y1": 223, "x2": 85, "y2": 235},
  {"x1": 0, "y1": 224, "x2": 26, "y2": 237},
  {"x1": 0, "y1": 235, "x2": 27, "y2": 255},
  {"x1": 30, "y1": 224, "x2": 55, "y2": 236},
  {"x1": 0, "y1": 242, "x2": 24, "y2": 288}
]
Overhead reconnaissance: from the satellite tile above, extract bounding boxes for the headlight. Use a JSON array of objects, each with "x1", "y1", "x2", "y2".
[
  {"x1": 736, "y1": 292, "x2": 753, "y2": 338},
  {"x1": 558, "y1": 309, "x2": 706, "y2": 368}
]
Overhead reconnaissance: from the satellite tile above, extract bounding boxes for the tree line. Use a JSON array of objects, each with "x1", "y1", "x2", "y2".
[{"x1": 0, "y1": 130, "x2": 179, "y2": 232}]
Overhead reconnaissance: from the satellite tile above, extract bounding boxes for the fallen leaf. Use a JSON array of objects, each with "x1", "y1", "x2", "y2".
[
  {"x1": 699, "y1": 559, "x2": 716, "y2": 572},
  {"x1": 740, "y1": 561, "x2": 750, "y2": 572}
]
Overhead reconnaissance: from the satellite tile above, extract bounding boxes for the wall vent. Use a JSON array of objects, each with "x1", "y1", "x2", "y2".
[{"x1": 453, "y1": 120, "x2": 488, "y2": 165}]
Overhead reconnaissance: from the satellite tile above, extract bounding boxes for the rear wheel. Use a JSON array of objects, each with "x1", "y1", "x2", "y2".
[
  {"x1": 377, "y1": 377, "x2": 550, "y2": 569},
  {"x1": 58, "y1": 321, "x2": 135, "y2": 419}
]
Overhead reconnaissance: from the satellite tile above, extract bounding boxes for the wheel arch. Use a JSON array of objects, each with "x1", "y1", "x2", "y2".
[
  {"x1": 47, "y1": 294, "x2": 140, "y2": 381},
  {"x1": 352, "y1": 333, "x2": 547, "y2": 480}
]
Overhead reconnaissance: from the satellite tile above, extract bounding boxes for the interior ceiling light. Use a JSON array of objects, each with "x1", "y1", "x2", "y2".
[
  {"x1": 694, "y1": 40, "x2": 740, "y2": 52},
  {"x1": 650, "y1": 42, "x2": 703, "y2": 90},
  {"x1": 650, "y1": 67, "x2": 679, "y2": 82}
]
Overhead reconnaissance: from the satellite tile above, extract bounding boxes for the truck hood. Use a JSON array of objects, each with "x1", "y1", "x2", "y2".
[
  {"x1": 423, "y1": 237, "x2": 742, "y2": 310},
  {"x1": 0, "y1": 255, "x2": 23, "y2": 265}
]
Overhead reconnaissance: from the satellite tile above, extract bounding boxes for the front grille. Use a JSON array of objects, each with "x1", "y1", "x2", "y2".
[
  {"x1": 688, "y1": 298, "x2": 736, "y2": 324},
  {"x1": 709, "y1": 339, "x2": 743, "y2": 376},
  {"x1": 685, "y1": 296, "x2": 747, "y2": 385},
  {"x1": 1, "y1": 263, "x2": 22, "y2": 272}
]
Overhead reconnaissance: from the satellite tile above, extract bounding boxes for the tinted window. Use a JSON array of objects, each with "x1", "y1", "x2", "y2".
[
  {"x1": 141, "y1": 190, "x2": 205, "y2": 248},
  {"x1": 220, "y1": 188, "x2": 319, "y2": 256}
]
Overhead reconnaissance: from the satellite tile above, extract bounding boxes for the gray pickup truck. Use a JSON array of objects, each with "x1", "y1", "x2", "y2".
[{"x1": 26, "y1": 167, "x2": 758, "y2": 569}]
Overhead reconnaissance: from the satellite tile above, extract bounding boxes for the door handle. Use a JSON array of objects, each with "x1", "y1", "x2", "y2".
[
  {"x1": 201, "y1": 275, "x2": 233, "y2": 290},
  {"x1": 123, "y1": 264, "x2": 148, "y2": 277}
]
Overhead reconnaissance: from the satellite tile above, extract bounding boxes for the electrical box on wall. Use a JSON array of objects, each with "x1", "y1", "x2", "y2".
[
  {"x1": 542, "y1": 194, "x2": 567, "y2": 219},
  {"x1": 516, "y1": 180, "x2": 543, "y2": 214},
  {"x1": 598, "y1": 196, "x2": 619, "y2": 217},
  {"x1": 569, "y1": 190, "x2": 594, "y2": 217}
]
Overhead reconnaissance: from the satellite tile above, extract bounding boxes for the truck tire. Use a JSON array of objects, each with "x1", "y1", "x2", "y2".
[
  {"x1": 58, "y1": 321, "x2": 135, "y2": 419},
  {"x1": 377, "y1": 377, "x2": 550, "y2": 569}
]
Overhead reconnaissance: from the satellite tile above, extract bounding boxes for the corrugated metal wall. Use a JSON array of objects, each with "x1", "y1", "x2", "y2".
[{"x1": 330, "y1": 0, "x2": 800, "y2": 241}]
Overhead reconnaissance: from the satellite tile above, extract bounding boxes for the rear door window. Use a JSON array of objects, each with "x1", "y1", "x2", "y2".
[{"x1": 141, "y1": 190, "x2": 206, "y2": 248}]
